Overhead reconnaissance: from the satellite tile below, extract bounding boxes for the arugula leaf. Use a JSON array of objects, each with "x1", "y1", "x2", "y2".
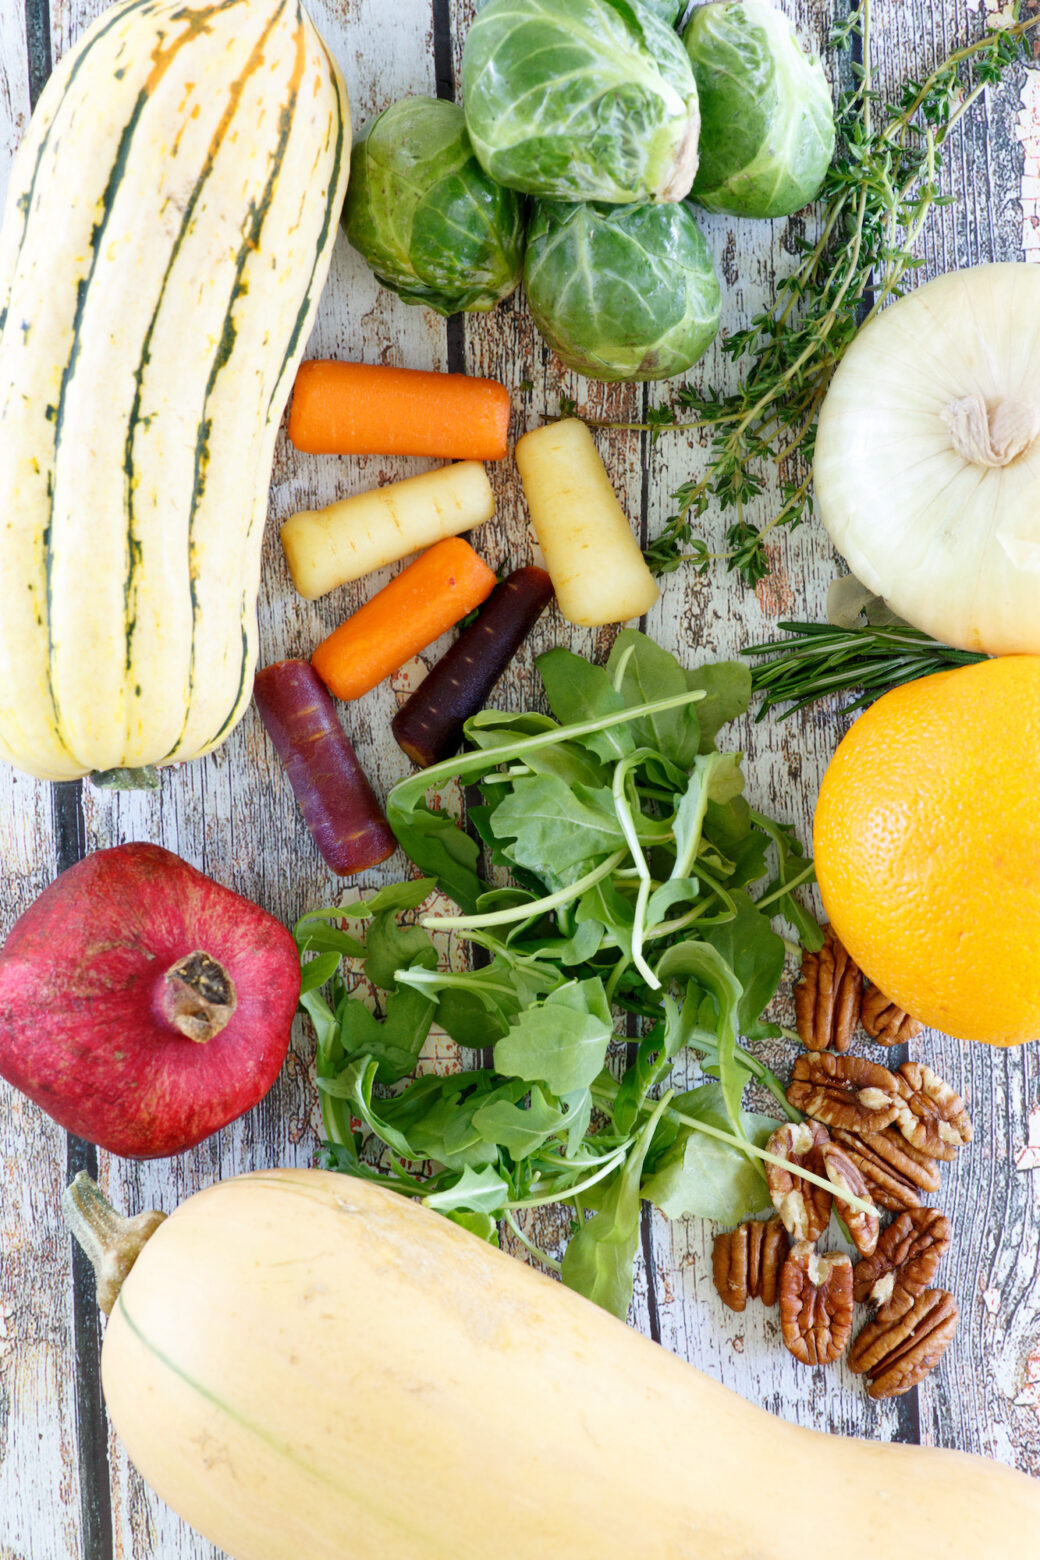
[
  {"x1": 641, "y1": 1091, "x2": 778, "y2": 1224},
  {"x1": 295, "y1": 923, "x2": 367, "y2": 959},
  {"x1": 655, "y1": 943, "x2": 745, "y2": 1139},
  {"x1": 490, "y1": 773, "x2": 623, "y2": 883},
  {"x1": 561, "y1": 1091, "x2": 672, "y2": 1319},
  {"x1": 670, "y1": 753, "x2": 722, "y2": 879},
  {"x1": 446, "y1": 1208, "x2": 500, "y2": 1242},
  {"x1": 536, "y1": 647, "x2": 634, "y2": 762},
  {"x1": 337, "y1": 987, "x2": 437, "y2": 1084},
  {"x1": 350, "y1": 879, "x2": 437, "y2": 918},
  {"x1": 320, "y1": 1057, "x2": 418, "y2": 1158},
  {"x1": 494, "y1": 980, "x2": 614, "y2": 1095},
  {"x1": 703, "y1": 891, "x2": 787, "y2": 1040},
  {"x1": 364, "y1": 913, "x2": 437, "y2": 992},
  {"x1": 472, "y1": 1085, "x2": 566, "y2": 1159},
  {"x1": 684, "y1": 661, "x2": 752, "y2": 750},
  {"x1": 424, "y1": 1164, "x2": 510, "y2": 1216},
  {"x1": 607, "y1": 630, "x2": 701, "y2": 768},
  {"x1": 299, "y1": 950, "x2": 345, "y2": 995},
  {"x1": 386, "y1": 799, "x2": 485, "y2": 915}
]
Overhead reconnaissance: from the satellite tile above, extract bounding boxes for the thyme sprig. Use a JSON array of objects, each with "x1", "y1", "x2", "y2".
[
  {"x1": 606, "y1": 1, "x2": 1040, "y2": 587},
  {"x1": 744, "y1": 621, "x2": 987, "y2": 720}
]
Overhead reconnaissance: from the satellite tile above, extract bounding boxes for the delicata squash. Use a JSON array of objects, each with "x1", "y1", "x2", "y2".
[
  {"x1": 0, "y1": 0, "x2": 350, "y2": 781},
  {"x1": 64, "y1": 1168, "x2": 1040, "y2": 1560}
]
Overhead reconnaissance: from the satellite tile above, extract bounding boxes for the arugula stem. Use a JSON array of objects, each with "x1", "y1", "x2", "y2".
[
  {"x1": 688, "y1": 860, "x2": 736, "y2": 916},
  {"x1": 422, "y1": 850, "x2": 627, "y2": 931},
  {"x1": 592, "y1": 1084, "x2": 872, "y2": 1214},
  {"x1": 604, "y1": 953, "x2": 631, "y2": 1004},
  {"x1": 509, "y1": 1148, "x2": 628, "y2": 1211},
  {"x1": 611, "y1": 752, "x2": 659, "y2": 992},
  {"x1": 754, "y1": 861, "x2": 817, "y2": 909},
  {"x1": 390, "y1": 688, "x2": 707, "y2": 809},
  {"x1": 504, "y1": 1210, "x2": 563, "y2": 1274}
]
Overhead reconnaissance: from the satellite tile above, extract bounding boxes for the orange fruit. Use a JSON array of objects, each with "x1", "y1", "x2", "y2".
[{"x1": 812, "y1": 656, "x2": 1040, "y2": 1047}]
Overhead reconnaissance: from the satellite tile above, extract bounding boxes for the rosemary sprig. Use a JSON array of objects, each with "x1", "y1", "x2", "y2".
[
  {"x1": 615, "y1": 1, "x2": 1040, "y2": 587},
  {"x1": 743, "y1": 621, "x2": 987, "y2": 720}
]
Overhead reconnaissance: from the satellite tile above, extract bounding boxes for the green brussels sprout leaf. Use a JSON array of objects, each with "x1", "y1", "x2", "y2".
[
  {"x1": 683, "y1": 0, "x2": 835, "y2": 219},
  {"x1": 524, "y1": 200, "x2": 721, "y2": 382},
  {"x1": 461, "y1": 0, "x2": 700, "y2": 204},
  {"x1": 343, "y1": 96, "x2": 526, "y2": 315}
]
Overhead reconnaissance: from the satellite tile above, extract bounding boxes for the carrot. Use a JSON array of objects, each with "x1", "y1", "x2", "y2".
[
  {"x1": 312, "y1": 538, "x2": 498, "y2": 702},
  {"x1": 253, "y1": 661, "x2": 397, "y2": 876},
  {"x1": 392, "y1": 567, "x2": 554, "y2": 768},
  {"x1": 288, "y1": 360, "x2": 511, "y2": 461}
]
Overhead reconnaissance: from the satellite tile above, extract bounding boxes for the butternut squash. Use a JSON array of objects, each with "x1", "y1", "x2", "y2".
[
  {"x1": 64, "y1": 1168, "x2": 1040, "y2": 1560},
  {"x1": 0, "y1": 0, "x2": 350, "y2": 780}
]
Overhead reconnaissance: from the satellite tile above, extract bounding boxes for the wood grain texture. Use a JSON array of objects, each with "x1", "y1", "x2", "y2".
[{"x1": 0, "y1": 0, "x2": 1038, "y2": 1554}]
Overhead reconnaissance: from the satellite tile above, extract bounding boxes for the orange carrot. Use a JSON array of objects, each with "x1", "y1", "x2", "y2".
[
  {"x1": 288, "y1": 360, "x2": 511, "y2": 461},
  {"x1": 312, "y1": 538, "x2": 497, "y2": 702}
]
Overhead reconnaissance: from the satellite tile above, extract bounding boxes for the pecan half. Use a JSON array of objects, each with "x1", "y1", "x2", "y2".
[
  {"x1": 861, "y1": 984, "x2": 923, "y2": 1046},
  {"x1": 779, "y1": 1242, "x2": 854, "y2": 1366},
  {"x1": 894, "y1": 1062, "x2": 973, "y2": 1158},
  {"x1": 795, "y1": 925, "x2": 861, "y2": 1053},
  {"x1": 818, "y1": 1140, "x2": 879, "y2": 1257},
  {"x1": 786, "y1": 1053, "x2": 902, "y2": 1134},
  {"x1": 853, "y1": 1208, "x2": 952, "y2": 1315},
  {"x1": 832, "y1": 1125, "x2": 942, "y2": 1210},
  {"x1": 765, "y1": 1122, "x2": 832, "y2": 1242},
  {"x1": 848, "y1": 1289, "x2": 959, "y2": 1398},
  {"x1": 712, "y1": 1217, "x2": 789, "y2": 1313}
]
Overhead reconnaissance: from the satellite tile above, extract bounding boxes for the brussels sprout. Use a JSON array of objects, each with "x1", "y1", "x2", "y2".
[
  {"x1": 342, "y1": 97, "x2": 525, "y2": 315},
  {"x1": 640, "y1": 0, "x2": 684, "y2": 21},
  {"x1": 461, "y1": 0, "x2": 701, "y2": 205},
  {"x1": 683, "y1": 0, "x2": 834, "y2": 218},
  {"x1": 523, "y1": 200, "x2": 721, "y2": 382}
]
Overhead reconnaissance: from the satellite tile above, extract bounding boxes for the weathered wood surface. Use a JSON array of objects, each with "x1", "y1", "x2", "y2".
[{"x1": 0, "y1": 0, "x2": 1038, "y2": 1554}]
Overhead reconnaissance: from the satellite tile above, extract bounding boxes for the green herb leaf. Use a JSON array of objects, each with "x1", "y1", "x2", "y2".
[
  {"x1": 472, "y1": 1085, "x2": 567, "y2": 1159},
  {"x1": 703, "y1": 890, "x2": 787, "y2": 1039},
  {"x1": 607, "y1": 629, "x2": 702, "y2": 768},
  {"x1": 656, "y1": 942, "x2": 745, "y2": 1138},
  {"x1": 561, "y1": 1091, "x2": 673, "y2": 1319},
  {"x1": 494, "y1": 980, "x2": 614, "y2": 1095},
  {"x1": 424, "y1": 1164, "x2": 510, "y2": 1216},
  {"x1": 642, "y1": 1086, "x2": 777, "y2": 1223},
  {"x1": 446, "y1": 1208, "x2": 500, "y2": 1242}
]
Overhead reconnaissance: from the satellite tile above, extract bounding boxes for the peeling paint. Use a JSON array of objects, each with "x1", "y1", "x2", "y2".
[
  {"x1": 1014, "y1": 73, "x2": 1040, "y2": 262},
  {"x1": 1013, "y1": 1347, "x2": 1040, "y2": 1414},
  {"x1": 389, "y1": 655, "x2": 428, "y2": 698},
  {"x1": 1013, "y1": 1102, "x2": 1040, "y2": 1171},
  {"x1": 983, "y1": 1286, "x2": 1003, "y2": 1315}
]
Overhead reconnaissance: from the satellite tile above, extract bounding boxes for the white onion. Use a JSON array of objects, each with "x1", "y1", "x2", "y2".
[{"x1": 814, "y1": 262, "x2": 1040, "y2": 654}]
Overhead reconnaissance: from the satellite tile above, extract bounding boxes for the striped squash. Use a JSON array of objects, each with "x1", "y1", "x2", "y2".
[{"x1": 0, "y1": 0, "x2": 351, "y2": 781}]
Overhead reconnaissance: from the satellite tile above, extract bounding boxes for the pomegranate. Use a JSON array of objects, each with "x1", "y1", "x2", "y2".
[{"x1": 0, "y1": 844, "x2": 300, "y2": 1158}]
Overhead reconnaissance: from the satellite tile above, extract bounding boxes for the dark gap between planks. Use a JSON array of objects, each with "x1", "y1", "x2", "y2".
[{"x1": 30, "y1": 0, "x2": 116, "y2": 1542}]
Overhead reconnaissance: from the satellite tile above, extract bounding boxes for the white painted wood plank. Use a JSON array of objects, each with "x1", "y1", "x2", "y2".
[
  {"x1": 0, "y1": 776, "x2": 84, "y2": 1560},
  {"x1": 1, "y1": 1, "x2": 1040, "y2": 1555},
  {"x1": 0, "y1": 13, "x2": 87, "y2": 1557}
]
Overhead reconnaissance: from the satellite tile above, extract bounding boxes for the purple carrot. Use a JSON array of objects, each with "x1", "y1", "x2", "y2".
[
  {"x1": 254, "y1": 659, "x2": 397, "y2": 876},
  {"x1": 392, "y1": 566, "x2": 555, "y2": 768}
]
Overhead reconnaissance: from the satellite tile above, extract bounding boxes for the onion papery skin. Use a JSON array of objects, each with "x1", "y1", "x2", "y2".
[{"x1": 814, "y1": 263, "x2": 1040, "y2": 656}]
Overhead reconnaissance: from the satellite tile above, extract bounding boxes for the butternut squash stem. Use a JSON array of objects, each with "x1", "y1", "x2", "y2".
[{"x1": 62, "y1": 1172, "x2": 167, "y2": 1316}]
